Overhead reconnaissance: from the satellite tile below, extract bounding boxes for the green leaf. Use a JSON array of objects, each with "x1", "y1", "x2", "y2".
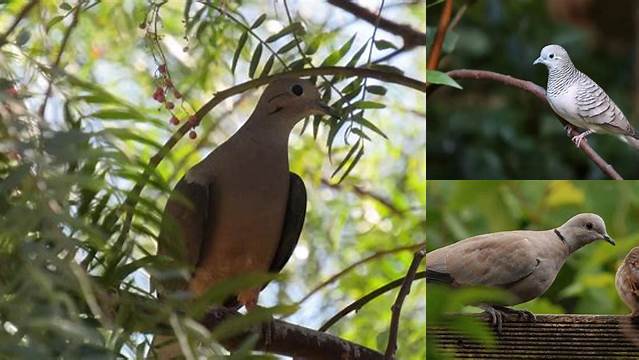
[
  {"x1": 60, "y1": 2, "x2": 72, "y2": 10},
  {"x1": 15, "y1": 29, "x2": 30, "y2": 47},
  {"x1": 367, "y1": 63, "x2": 404, "y2": 75},
  {"x1": 47, "y1": 16, "x2": 64, "y2": 31},
  {"x1": 374, "y1": 39, "x2": 398, "y2": 50},
  {"x1": 265, "y1": 22, "x2": 303, "y2": 43},
  {"x1": 366, "y1": 85, "x2": 387, "y2": 95},
  {"x1": 336, "y1": 145, "x2": 364, "y2": 184},
  {"x1": 426, "y1": 70, "x2": 462, "y2": 89},
  {"x1": 331, "y1": 140, "x2": 361, "y2": 179},
  {"x1": 353, "y1": 116, "x2": 388, "y2": 139},
  {"x1": 347, "y1": 42, "x2": 368, "y2": 67},
  {"x1": 427, "y1": 0, "x2": 445, "y2": 8},
  {"x1": 248, "y1": 43, "x2": 263, "y2": 78},
  {"x1": 277, "y1": 39, "x2": 298, "y2": 54},
  {"x1": 250, "y1": 14, "x2": 266, "y2": 29},
  {"x1": 352, "y1": 100, "x2": 386, "y2": 110},
  {"x1": 231, "y1": 32, "x2": 248, "y2": 74},
  {"x1": 90, "y1": 109, "x2": 144, "y2": 121},
  {"x1": 321, "y1": 34, "x2": 356, "y2": 67},
  {"x1": 259, "y1": 55, "x2": 274, "y2": 78}
]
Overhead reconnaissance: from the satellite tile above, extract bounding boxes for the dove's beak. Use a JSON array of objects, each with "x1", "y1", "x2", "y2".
[
  {"x1": 316, "y1": 101, "x2": 339, "y2": 118},
  {"x1": 533, "y1": 57, "x2": 543, "y2": 65},
  {"x1": 603, "y1": 234, "x2": 615, "y2": 246}
]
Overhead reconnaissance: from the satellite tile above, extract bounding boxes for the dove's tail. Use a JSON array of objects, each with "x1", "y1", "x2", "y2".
[
  {"x1": 619, "y1": 135, "x2": 639, "y2": 150},
  {"x1": 426, "y1": 269, "x2": 454, "y2": 284}
]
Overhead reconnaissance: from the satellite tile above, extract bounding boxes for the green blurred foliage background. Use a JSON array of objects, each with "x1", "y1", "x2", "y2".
[
  {"x1": 427, "y1": 0, "x2": 639, "y2": 179},
  {"x1": 0, "y1": 0, "x2": 425, "y2": 358},
  {"x1": 426, "y1": 179, "x2": 639, "y2": 357}
]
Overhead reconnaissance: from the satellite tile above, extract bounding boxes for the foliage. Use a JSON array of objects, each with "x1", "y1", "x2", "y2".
[
  {"x1": 0, "y1": 1, "x2": 425, "y2": 359},
  {"x1": 427, "y1": 0, "x2": 639, "y2": 179},
  {"x1": 427, "y1": 180, "x2": 639, "y2": 356}
]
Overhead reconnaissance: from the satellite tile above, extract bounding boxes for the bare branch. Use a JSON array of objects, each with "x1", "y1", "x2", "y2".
[
  {"x1": 384, "y1": 247, "x2": 425, "y2": 359},
  {"x1": 319, "y1": 271, "x2": 426, "y2": 332},
  {"x1": 428, "y1": 69, "x2": 624, "y2": 180},
  {"x1": 427, "y1": 0, "x2": 453, "y2": 70},
  {"x1": 327, "y1": 0, "x2": 426, "y2": 49}
]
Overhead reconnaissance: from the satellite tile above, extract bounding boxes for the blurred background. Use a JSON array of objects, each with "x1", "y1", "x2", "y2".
[
  {"x1": 426, "y1": 180, "x2": 639, "y2": 356},
  {"x1": 427, "y1": 0, "x2": 639, "y2": 179},
  {"x1": 0, "y1": 1, "x2": 425, "y2": 358}
]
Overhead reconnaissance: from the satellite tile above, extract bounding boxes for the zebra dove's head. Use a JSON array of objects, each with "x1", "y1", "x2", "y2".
[{"x1": 533, "y1": 44, "x2": 573, "y2": 70}]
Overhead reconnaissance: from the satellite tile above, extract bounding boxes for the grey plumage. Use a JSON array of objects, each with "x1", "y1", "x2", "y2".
[
  {"x1": 427, "y1": 213, "x2": 615, "y2": 332},
  {"x1": 534, "y1": 44, "x2": 639, "y2": 149}
]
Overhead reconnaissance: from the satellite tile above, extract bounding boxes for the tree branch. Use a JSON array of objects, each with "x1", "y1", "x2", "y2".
[
  {"x1": 202, "y1": 307, "x2": 384, "y2": 360},
  {"x1": 427, "y1": 0, "x2": 453, "y2": 70},
  {"x1": 428, "y1": 69, "x2": 624, "y2": 180},
  {"x1": 296, "y1": 242, "x2": 425, "y2": 307},
  {"x1": 319, "y1": 271, "x2": 426, "y2": 332},
  {"x1": 0, "y1": 0, "x2": 39, "y2": 47},
  {"x1": 327, "y1": 0, "x2": 426, "y2": 49},
  {"x1": 110, "y1": 66, "x2": 426, "y2": 266},
  {"x1": 384, "y1": 247, "x2": 425, "y2": 359}
]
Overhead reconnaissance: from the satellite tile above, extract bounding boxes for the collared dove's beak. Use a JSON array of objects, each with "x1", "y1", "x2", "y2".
[
  {"x1": 316, "y1": 101, "x2": 339, "y2": 118},
  {"x1": 533, "y1": 57, "x2": 542, "y2": 65},
  {"x1": 603, "y1": 234, "x2": 615, "y2": 245}
]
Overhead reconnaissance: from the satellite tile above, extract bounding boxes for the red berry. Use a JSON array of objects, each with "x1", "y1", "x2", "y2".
[
  {"x1": 173, "y1": 90, "x2": 182, "y2": 99},
  {"x1": 6, "y1": 86, "x2": 17, "y2": 96},
  {"x1": 165, "y1": 101, "x2": 174, "y2": 110},
  {"x1": 188, "y1": 115, "x2": 199, "y2": 127},
  {"x1": 152, "y1": 87, "x2": 164, "y2": 102},
  {"x1": 158, "y1": 64, "x2": 167, "y2": 74},
  {"x1": 188, "y1": 130, "x2": 197, "y2": 139},
  {"x1": 170, "y1": 116, "x2": 179, "y2": 125}
]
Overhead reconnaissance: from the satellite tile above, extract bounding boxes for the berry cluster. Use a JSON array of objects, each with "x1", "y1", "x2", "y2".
[{"x1": 151, "y1": 64, "x2": 198, "y2": 139}]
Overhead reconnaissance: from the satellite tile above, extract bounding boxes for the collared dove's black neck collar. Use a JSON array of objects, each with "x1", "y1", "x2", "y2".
[{"x1": 554, "y1": 228, "x2": 567, "y2": 247}]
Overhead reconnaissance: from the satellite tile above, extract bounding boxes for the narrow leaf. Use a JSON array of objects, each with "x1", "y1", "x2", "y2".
[
  {"x1": 277, "y1": 39, "x2": 298, "y2": 54},
  {"x1": 426, "y1": 70, "x2": 462, "y2": 89},
  {"x1": 352, "y1": 100, "x2": 386, "y2": 110},
  {"x1": 265, "y1": 22, "x2": 303, "y2": 43},
  {"x1": 321, "y1": 34, "x2": 356, "y2": 67},
  {"x1": 336, "y1": 145, "x2": 364, "y2": 184},
  {"x1": 347, "y1": 42, "x2": 368, "y2": 67},
  {"x1": 251, "y1": 14, "x2": 266, "y2": 29},
  {"x1": 248, "y1": 43, "x2": 263, "y2": 78},
  {"x1": 231, "y1": 32, "x2": 248, "y2": 74},
  {"x1": 366, "y1": 85, "x2": 387, "y2": 95},
  {"x1": 260, "y1": 55, "x2": 274, "y2": 78},
  {"x1": 331, "y1": 140, "x2": 361, "y2": 178},
  {"x1": 354, "y1": 116, "x2": 388, "y2": 139},
  {"x1": 374, "y1": 39, "x2": 398, "y2": 50}
]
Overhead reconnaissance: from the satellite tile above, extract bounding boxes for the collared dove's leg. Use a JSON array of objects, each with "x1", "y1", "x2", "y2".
[
  {"x1": 479, "y1": 305, "x2": 505, "y2": 334},
  {"x1": 238, "y1": 288, "x2": 260, "y2": 310},
  {"x1": 572, "y1": 129, "x2": 594, "y2": 147},
  {"x1": 493, "y1": 305, "x2": 536, "y2": 321}
]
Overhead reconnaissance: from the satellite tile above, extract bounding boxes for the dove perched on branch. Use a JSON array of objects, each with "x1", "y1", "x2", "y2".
[{"x1": 534, "y1": 44, "x2": 639, "y2": 149}]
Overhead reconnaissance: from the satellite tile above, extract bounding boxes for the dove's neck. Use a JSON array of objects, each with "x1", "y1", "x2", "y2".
[
  {"x1": 236, "y1": 111, "x2": 295, "y2": 149},
  {"x1": 547, "y1": 63, "x2": 579, "y2": 97}
]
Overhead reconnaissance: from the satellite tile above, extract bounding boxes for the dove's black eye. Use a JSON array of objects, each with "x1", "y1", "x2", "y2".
[
  {"x1": 586, "y1": 222, "x2": 593, "y2": 230},
  {"x1": 549, "y1": 53, "x2": 554, "y2": 59},
  {"x1": 291, "y1": 84, "x2": 304, "y2": 96}
]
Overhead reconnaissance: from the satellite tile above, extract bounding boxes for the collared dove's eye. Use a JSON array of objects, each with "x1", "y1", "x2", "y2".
[
  {"x1": 291, "y1": 84, "x2": 304, "y2": 96},
  {"x1": 549, "y1": 53, "x2": 554, "y2": 59},
  {"x1": 586, "y1": 222, "x2": 593, "y2": 230}
]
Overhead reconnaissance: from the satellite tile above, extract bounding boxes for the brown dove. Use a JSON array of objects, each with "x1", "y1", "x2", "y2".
[{"x1": 616, "y1": 247, "x2": 639, "y2": 316}]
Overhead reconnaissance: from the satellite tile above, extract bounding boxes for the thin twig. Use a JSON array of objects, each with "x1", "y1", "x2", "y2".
[
  {"x1": 327, "y1": 0, "x2": 425, "y2": 49},
  {"x1": 296, "y1": 242, "x2": 425, "y2": 306},
  {"x1": 109, "y1": 66, "x2": 426, "y2": 268},
  {"x1": 428, "y1": 69, "x2": 624, "y2": 180},
  {"x1": 0, "y1": 0, "x2": 39, "y2": 47},
  {"x1": 384, "y1": 247, "x2": 425, "y2": 359},
  {"x1": 427, "y1": 0, "x2": 453, "y2": 70},
  {"x1": 318, "y1": 271, "x2": 426, "y2": 332},
  {"x1": 320, "y1": 178, "x2": 404, "y2": 215},
  {"x1": 39, "y1": 3, "x2": 82, "y2": 117}
]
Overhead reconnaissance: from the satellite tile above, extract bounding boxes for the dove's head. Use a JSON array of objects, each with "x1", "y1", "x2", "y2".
[
  {"x1": 533, "y1": 44, "x2": 573, "y2": 70},
  {"x1": 256, "y1": 78, "x2": 337, "y2": 125},
  {"x1": 558, "y1": 213, "x2": 614, "y2": 253}
]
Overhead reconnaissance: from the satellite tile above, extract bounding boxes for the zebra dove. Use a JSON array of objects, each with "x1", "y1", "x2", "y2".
[{"x1": 534, "y1": 44, "x2": 639, "y2": 149}]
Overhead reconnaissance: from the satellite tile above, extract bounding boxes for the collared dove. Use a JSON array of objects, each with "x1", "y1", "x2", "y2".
[
  {"x1": 533, "y1": 44, "x2": 639, "y2": 149},
  {"x1": 616, "y1": 247, "x2": 639, "y2": 316},
  {"x1": 427, "y1": 213, "x2": 615, "y2": 332}
]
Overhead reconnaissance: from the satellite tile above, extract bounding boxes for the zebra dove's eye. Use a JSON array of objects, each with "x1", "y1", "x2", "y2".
[{"x1": 549, "y1": 53, "x2": 554, "y2": 59}]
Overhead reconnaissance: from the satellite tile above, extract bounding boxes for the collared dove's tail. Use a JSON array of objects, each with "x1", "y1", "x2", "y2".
[
  {"x1": 619, "y1": 135, "x2": 639, "y2": 150},
  {"x1": 426, "y1": 269, "x2": 454, "y2": 284}
]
